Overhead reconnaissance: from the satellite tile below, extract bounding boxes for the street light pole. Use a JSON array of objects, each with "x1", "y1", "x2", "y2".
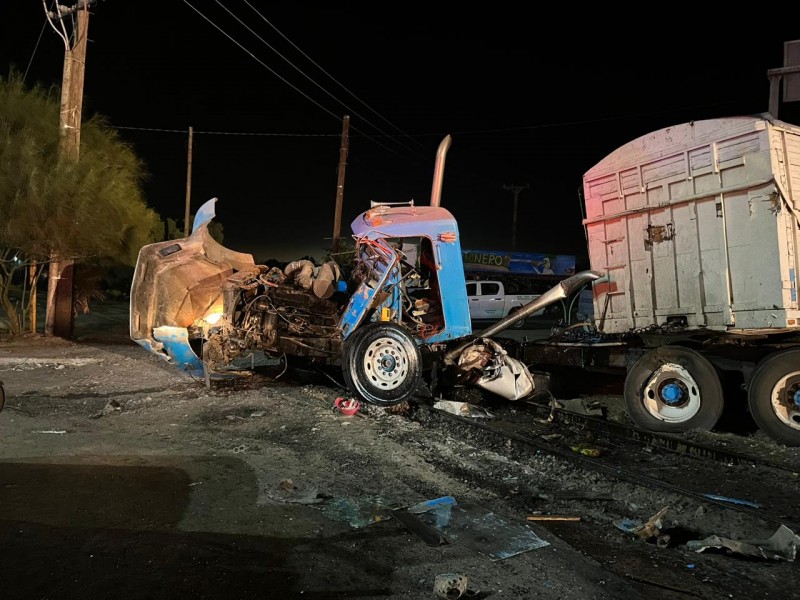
[{"x1": 503, "y1": 183, "x2": 529, "y2": 250}]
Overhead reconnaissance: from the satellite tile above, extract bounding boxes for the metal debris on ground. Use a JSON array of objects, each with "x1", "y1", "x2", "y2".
[
  {"x1": 686, "y1": 524, "x2": 800, "y2": 561},
  {"x1": 392, "y1": 509, "x2": 448, "y2": 546},
  {"x1": 433, "y1": 400, "x2": 493, "y2": 418},
  {"x1": 615, "y1": 506, "x2": 669, "y2": 541},
  {"x1": 701, "y1": 493, "x2": 762, "y2": 509}
]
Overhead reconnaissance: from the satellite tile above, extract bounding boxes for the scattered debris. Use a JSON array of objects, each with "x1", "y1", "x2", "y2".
[
  {"x1": 321, "y1": 495, "x2": 395, "y2": 528},
  {"x1": 103, "y1": 399, "x2": 121, "y2": 414},
  {"x1": 433, "y1": 400, "x2": 493, "y2": 418},
  {"x1": 615, "y1": 506, "x2": 669, "y2": 541},
  {"x1": 686, "y1": 524, "x2": 800, "y2": 561},
  {"x1": 392, "y1": 508, "x2": 448, "y2": 546},
  {"x1": 456, "y1": 338, "x2": 534, "y2": 401},
  {"x1": 557, "y1": 398, "x2": 605, "y2": 417},
  {"x1": 527, "y1": 515, "x2": 581, "y2": 522},
  {"x1": 249, "y1": 410, "x2": 266, "y2": 417},
  {"x1": 32, "y1": 430, "x2": 67, "y2": 435},
  {"x1": 408, "y1": 496, "x2": 457, "y2": 515},
  {"x1": 232, "y1": 444, "x2": 247, "y2": 454},
  {"x1": 702, "y1": 493, "x2": 762, "y2": 509},
  {"x1": 414, "y1": 497, "x2": 550, "y2": 560},
  {"x1": 334, "y1": 397, "x2": 360, "y2": 416},
  {"x1": 571, "y1": 444, "x2": 602, "y2": 458},
  {"x1": 433, "y1": 572, "x2": 468, "y2": 599}
]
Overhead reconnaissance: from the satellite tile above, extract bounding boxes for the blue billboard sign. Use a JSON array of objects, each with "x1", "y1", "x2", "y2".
[{"x1": 462, "y1": 249, "x2": 575, "y2": 277}]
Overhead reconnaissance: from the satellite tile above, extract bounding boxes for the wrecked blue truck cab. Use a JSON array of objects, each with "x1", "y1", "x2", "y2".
[
  {"x1": 130, "y1": 135, "x2": 602, "y2": 405},
  {"x1": 129, "y1": 199, "x2": 474, "y2": 393}
]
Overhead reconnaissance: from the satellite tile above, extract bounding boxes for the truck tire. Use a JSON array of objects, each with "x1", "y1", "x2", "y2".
[
  {"x1": 341, "y1": 322, "x2": 422, "y2": 406},
  {"x1": 623, "y1": 345, "x2": 724, "y2": 433},
  {"x1": 508, "y1": 307, "x2": 525, "y2": 329},
  {"x1": 747, "y1": 348, "x2": 800, "y2": 446}
]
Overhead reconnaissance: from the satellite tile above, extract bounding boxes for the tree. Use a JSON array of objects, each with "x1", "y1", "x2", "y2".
[{"x1": 0, "y1": 74, "x2": 162, "y2": 335}]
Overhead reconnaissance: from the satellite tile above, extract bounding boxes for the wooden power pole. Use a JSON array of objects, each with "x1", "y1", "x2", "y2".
[
  {"x1": 331, "y1": 115, "x2": 350, "y2": 257},
  {"x1": 45, "y1": 1, "x2": 93, "y2": 337},
  {"x1": 503, "y1": 183, "x2": 530, "y2": 250},
  {"x1": 184, "y1": 126, "x2": 194, "y2": 236}
]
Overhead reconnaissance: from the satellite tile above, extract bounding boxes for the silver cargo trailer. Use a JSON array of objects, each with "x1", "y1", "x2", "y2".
[
  {"x1": 584, "y1": 115, "x2": 799, "y2": 333},
  {"x1": 521, "y1": 115, "x2": 800, "y2": 446}
]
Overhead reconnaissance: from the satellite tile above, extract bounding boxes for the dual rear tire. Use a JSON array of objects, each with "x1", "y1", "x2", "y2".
[{"x1": 624, "y1": 345, "x2": 800, "y2": 446}]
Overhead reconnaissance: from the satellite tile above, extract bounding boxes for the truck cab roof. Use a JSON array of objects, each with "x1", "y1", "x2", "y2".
[{"x1": 351, "y1": 204, "x2": 459, "y2": 240}]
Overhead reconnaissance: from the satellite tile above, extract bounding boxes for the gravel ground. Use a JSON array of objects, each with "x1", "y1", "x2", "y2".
[{"x1": 0, "y1": 301, "x2": 797, "y2": 600}]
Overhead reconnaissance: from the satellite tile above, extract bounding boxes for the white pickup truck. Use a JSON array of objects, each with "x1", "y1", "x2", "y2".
[{"x1": 465, "y1": 280, "x2": 543, "y2": 328}]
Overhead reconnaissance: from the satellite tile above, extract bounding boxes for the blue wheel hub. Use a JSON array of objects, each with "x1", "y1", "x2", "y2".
[
  {"x1": 660, "y1": 382, "x2": 684, "y2": 406},
  {"x1": 793, "y1": 387, "x2": 800, "y2": 409}
]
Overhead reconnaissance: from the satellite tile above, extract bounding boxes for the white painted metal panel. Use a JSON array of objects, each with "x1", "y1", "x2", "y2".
[{"x1": 583, "y1": 116, "x2": 800, "y2": 333}]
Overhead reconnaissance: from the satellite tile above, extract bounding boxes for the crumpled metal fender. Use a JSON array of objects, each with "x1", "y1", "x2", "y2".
[
  {"x1": 129, "y1": 197, "x2": 257, "y2": 377},
  {"x1": 456, "y1": 338, "x2": 535, "y2": 401}
]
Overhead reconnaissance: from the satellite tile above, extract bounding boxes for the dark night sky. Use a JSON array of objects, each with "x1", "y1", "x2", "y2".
[{"x1": 4, "y1": 3, "x2": 800, "y2": 266}]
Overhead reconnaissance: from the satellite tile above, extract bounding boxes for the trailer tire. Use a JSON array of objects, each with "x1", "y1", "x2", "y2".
[
  {"x1": 624, "y1": 345, "x2": 724, "y2": 433},
  {"x1": 342, "y1": 322, "x2": 422, "y2": 406},
  {"x1": 747, "y1": 348, "x2": 800, "y2": 447}
]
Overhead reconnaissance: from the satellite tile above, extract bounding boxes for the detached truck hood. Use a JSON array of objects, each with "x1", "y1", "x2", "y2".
[{"x1": 129, "y1": 198, "x2": 258, "y2": 375}]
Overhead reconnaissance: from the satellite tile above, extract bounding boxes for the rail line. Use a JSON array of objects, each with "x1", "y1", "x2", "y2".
[{"x1": 416, "y1": 402, "x2": 800, "y2": 532}]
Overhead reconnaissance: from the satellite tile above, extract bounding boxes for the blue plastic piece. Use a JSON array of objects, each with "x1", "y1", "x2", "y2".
[
  {"x1": 191, "y1": 197, "x2": 217, "y2": 235},
  {"x1": 152, "y1": 326, "x2": 205, "y2": 378}
]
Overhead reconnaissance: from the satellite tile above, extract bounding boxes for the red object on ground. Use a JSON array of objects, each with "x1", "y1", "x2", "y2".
[{"x1": 334, "y1": 397, "x2": 360, "y2": 416}]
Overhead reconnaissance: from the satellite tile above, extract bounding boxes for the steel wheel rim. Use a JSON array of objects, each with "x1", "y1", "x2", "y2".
[
  {"x1": 642, "y1": 363, "x2": 701, "y2": 423},
  {"x1": 363, "y1": 337, "x2": 409, "y2": 390},
  {"x1": 769, "y1": 371, "x2": 800, "y2": 430}
]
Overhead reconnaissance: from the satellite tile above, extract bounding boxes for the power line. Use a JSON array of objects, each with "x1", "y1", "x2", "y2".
[
  {"x1": 241, "y1": 0, "x2": 427, "y2": 154},
  {"x1": 216, "y1": 0, "x2": 418, "y2": 155},
  {"x1": 181, "y1": 0, "x2": 405, "y2": 159}
]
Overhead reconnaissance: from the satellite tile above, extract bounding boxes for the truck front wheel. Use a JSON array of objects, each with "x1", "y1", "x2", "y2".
[
  {"x1": 342, "y1": 323, "x2": 422, "y2": 406},
  {"x1": 747, "y1": 348, "x2": 800, "y2": 446},
  {"x1": 623, "y1": 345, "x2": 724, "y2": 433}
]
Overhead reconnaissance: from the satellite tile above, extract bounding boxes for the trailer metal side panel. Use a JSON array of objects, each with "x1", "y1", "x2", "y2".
[{"x1": 583, "y1": 116, "x2": 800, "y2": 333}]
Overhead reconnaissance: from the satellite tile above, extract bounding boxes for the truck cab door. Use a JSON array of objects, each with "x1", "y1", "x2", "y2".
[{"x1": 338, "y1": 240, "x2": 400, "y2": 339}]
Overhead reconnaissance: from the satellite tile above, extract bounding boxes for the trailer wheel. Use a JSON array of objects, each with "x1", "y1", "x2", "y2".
[
  {"x1": 624, "y1": 345, "x2": 724, "y2": 433},
  {"x1": 342, "y1": 323, "x2": 422, "y2": 406},
  {"x1": 747, "y1": 348, "x2": 800, "y2": 447}
]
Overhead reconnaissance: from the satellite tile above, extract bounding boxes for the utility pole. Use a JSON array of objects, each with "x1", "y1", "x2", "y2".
[
  {"x1": 184, "y1": 126, "x2": 194, "y2": 236},
  {"x1": 331, "y1": 115, "x2": 350, "y2": 257},
  {"x1": 45, "y1": 1, "x2": 94, "y2": 337},
  {"x1": 503, "y1": 183, "x2": 529, "y2": 250}
]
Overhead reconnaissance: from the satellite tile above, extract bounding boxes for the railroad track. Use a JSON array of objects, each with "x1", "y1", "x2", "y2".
[{"x1": 412, "y1": 397, "x2": 800, "y2": 532}]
